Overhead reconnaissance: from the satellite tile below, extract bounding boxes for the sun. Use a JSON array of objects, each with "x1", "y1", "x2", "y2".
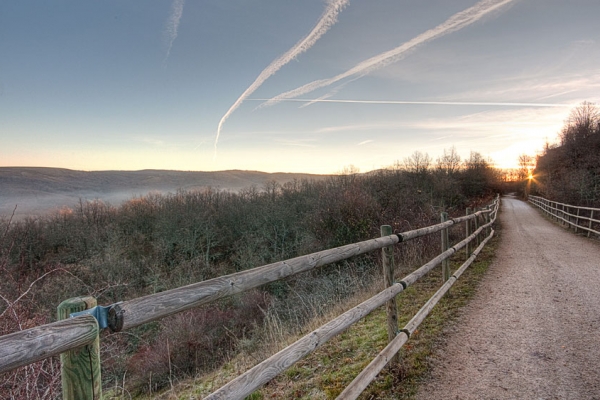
[{"x1": 526, "y1": 166, "x2": 535, "y2": 181}]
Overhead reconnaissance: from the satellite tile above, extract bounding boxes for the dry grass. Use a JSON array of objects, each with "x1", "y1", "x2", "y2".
[{"x1": 130, "y1": 228, "x2": 499, "y2": 400}]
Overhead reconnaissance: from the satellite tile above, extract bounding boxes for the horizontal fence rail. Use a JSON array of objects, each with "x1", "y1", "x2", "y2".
[
  {"x1": 529, "y1": 195, "x2": 600, "y2": 237},
  {"x1": 0, "y1": 315, "x2": 98, "y2": 375},
  {"x1": 107, "y1": 209, "x2": 492, "y2": 333},
  {"x1": 205, "y1": 223, "x2": 497, "y2": 399},
  {"x1": 339, "y1": 232, "x2": 494, "y2": 399},
  {"x1": 0, "y1": 195, "x2": 500, "y2": 400}
]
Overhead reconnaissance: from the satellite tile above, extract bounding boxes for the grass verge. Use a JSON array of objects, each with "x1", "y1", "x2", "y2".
[
  {"x1": 130, "y1": 228, "x2": 500, "y2": 400},
  {"x1": 252, "y1": 231, "x2": 500, "y2": 399}
]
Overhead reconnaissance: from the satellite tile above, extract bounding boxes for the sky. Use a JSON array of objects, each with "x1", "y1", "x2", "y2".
[{"x1": 1, "y1": 0, "x2": 599, "y2": 174}]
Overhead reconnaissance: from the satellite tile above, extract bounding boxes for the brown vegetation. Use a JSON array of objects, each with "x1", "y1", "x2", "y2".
[
  {"x1": 533, "y1": 101, "x2": 600, "y2": 206},
  {"x1": 0, "y1": 151, "x2": 500, "y2": 398}
]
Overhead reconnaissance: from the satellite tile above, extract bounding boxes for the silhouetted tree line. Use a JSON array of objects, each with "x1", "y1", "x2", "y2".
[
  {"x1": 0, "y1": 149, "x2": 500, "y2": 396},
  {"x1": 533, "y1": 102, "x2": 600, "y2": 206}
]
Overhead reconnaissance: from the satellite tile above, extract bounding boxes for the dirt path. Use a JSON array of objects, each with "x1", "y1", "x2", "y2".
[{"x1": 415, "y1": 196, "x2": 600, "y2": 400}]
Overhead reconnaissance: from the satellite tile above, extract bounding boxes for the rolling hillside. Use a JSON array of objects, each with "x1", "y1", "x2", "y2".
[{"x1": 0, "y1": 167, "x2": 328, "y2": 218}]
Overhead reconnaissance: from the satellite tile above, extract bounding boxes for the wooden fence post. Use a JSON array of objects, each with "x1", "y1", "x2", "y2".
[
  {"x1": 474, "y1": 209, "x2": 480, "y2": 247},
  {"x1": 380, "y1": 225, "x2": 399, "y2": 364},
  {"x1": 465, "y1": 208, "x2": 471, "y2": 260},
  {"x1": 440, "y1": 213, "x2": 450, "y2": 282},
  {"x1": 575, "y1": 208, "x2": 580, "y2": 233},
  {"x1": 485, "y1": 206, "x2": 490, "y2": 236},
  {"x1": 57, "y1": 297, "x2": 102, "y2": 400},
  {"x1": 589, "y1": 210, "x2": 594, "y2": 238},
  {"x1": 559, "y1": 204, "x2": 563, "y2": 224}
]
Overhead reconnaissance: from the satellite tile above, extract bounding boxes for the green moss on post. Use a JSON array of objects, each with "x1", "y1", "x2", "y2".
[{"x1": 57, "y1": 297, "x2": 102, "y2": 400}]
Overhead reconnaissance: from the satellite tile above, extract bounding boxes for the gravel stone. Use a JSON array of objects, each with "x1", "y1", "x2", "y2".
[{"x1": 415, "y1": 196, "x2": 600, "y2": 400}]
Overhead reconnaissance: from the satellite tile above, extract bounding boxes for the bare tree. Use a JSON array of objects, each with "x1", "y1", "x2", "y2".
[
  {"x1": 518, "y1": 154, "x2": 534, "y2": 181},
  {"x1": 436, "y1": 146, "x2": 461, "y2": 175},
  {"x1": 404, "y1": 151, "x2": 432, "y2": 174},
  {"x1": 560, "y1": 101, "x2": 600, "y2": 145},
  {"x1": 464, "y1": 151, "x2": 488, "y2": 171}
]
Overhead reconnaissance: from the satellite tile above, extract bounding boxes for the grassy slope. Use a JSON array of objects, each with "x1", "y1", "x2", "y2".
[
  {"x1": 134, "y1": 223, "x2": 500, "y2": 400},
  {"x1": 257, "y1": 238, "x2": 499, "y2": 400}
]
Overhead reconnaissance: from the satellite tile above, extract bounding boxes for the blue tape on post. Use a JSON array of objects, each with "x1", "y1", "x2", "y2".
[{"x1": 70, "y1": 306, "x2": 111, "y2": 330}]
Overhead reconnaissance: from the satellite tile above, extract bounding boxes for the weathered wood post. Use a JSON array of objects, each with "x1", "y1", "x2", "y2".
[
  {"x1": 380, "y1": 225, "x2": 399, "y2": 364},
  {"x1": 589, "y1": 210, "x2": 594, "y2": 238},
  {"x1": 57, "y1": 297, "x2": 102, "y2": 400},
  {"x1": 484, "y1": 206, "x2": 490, "y2": 237},
  {"x1": 440, "y1": 213, "x2": 450, "y2": 282},
  {"x1": 575, "y1": 208, "x2": 580, "y2": 233},
  {"x1": 559, "y1": 203, "x2": 562, "y2": 223},
  {"x1": 474, "y1": 209, "x2": 480, "y2": 246},
  {"x1": 465, "y1": 208, "x2": 471, "y2": 260}
]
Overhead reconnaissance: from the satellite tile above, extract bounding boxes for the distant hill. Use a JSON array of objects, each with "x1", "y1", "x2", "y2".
[{"x1": 0, "y1": 167, "x2": 329, "y2": 219}]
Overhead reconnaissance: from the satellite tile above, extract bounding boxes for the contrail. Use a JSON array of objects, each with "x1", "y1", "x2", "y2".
[
  {"x1": 297, "y1": 79, "x2": 356, "y2": 108},
  {"x1": 214, "y1": 0, "x2": 350, "y2": 154},
  {"x1": 249, "y1": 98, "x2": 574, "y2": 107},
  {"x1": 163, "y1": 0, "x2": 185, "y2": 66},
  {"x1": 261, "y1": 0, "x2": 516, "y2": 108}
]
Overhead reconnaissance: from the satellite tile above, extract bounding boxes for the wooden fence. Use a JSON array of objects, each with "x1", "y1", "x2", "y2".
[
  {"x1": 529, "y1": 195, "x2": 600, "y2": 238},
  {"x1": 0, "y1": 195, "x2": 499, "y2": 399}
]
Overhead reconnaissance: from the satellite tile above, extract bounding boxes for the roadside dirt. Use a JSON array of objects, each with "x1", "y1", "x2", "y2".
[{"x1": 415, "y1": 195, "x2": 600, "y2": 399}]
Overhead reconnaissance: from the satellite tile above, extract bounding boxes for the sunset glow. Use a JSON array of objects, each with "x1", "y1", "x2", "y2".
[{"x1": 1, "y1": 1, "x2": 599, "y2": 173}]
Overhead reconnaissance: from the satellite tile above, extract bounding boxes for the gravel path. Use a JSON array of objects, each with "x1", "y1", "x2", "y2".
[{"x1": 415, "y1": 196, "x2": 600, "y2": 400}]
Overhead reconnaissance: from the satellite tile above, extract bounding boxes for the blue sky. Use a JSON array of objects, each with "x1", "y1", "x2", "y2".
[{"x1": 1, "y1": 0, "x2": 599, "y2": 173}]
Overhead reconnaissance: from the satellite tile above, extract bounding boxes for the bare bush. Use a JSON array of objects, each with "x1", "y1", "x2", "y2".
[{"x1": 124, "y1": 290, "x2": 270, "y2": 395}]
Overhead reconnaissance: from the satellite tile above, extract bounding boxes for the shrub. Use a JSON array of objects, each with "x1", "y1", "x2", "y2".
[{"x1": 125, "y1": 290, "x2": 270, "y2": 394}]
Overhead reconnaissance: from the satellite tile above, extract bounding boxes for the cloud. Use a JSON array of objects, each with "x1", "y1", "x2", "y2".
[
  {"x1": 429, "y1": 135, "x2": 453, "y2": 141},
  {"x1": 358, "y1": 140, "x2": 373, "y2": 145},
  {"x1": 274, "y1": 138, "x2": 318, "y2": 148},
  {"x1": 409, "y1": 106, "x2": 569, "y2": 142},
  {"x1": 137, "y1": 136, "x2": 166, "y2": 147},
  {"x1": 260, "y1": 0, "x2": 516, "y2": 107},
  {"x1": 250, "y1": 98, "x2": 573, "y2": 108},
  {"x1": 214, "y1": 0, "x2": 350, "y2": 153},
  {"x1": 297, "y1": 79, "x2": 356, "y2": 108},
  {"x1": 448, "y1": 71, "x2": 600, "y2": 103},
  {"x1": 306, "y1": 106, "x2": 569, "y2": 167},
  {"x1": 315, "y1": 122, "x2": 407, "y2": 134},
  {"x1": 163, "y1": 0, "x2": 185, "y2": 66}
]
